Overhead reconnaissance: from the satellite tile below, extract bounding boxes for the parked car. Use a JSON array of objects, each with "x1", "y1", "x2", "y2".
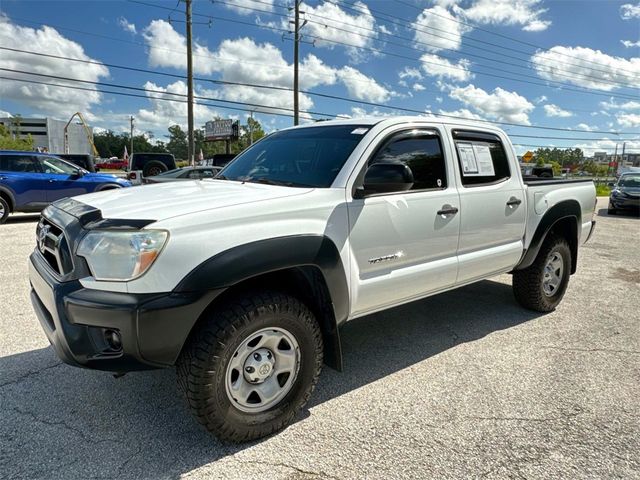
[
  {"x1": 129, "y1": 152, "x2": 177, "y2": 177},
  {"x1": 55, "y1": 153, "x2": 97, "y2": 173},
  {"x1": 143, "y1": 166, "x2": 222, "y2": 184},
  {"x1": 608, "y1": 172, "x2": 640, "y2": 215},
  {"x1": 521, "y1": 164, "x2": 554, "y2": 178},
  {"x1": 95, "y1": 158, "x2": 128, "y2": 170},
  {"x1": 0, "y1": 150, "x2": 131, "y2": 224},
  {"x1": 28, "y1": 117, "x2": 596, "y2": 442}
]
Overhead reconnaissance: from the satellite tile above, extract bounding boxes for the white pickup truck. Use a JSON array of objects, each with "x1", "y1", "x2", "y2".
[{"x1": 29, "y1": 117, "x2": 596, "y2": 442}]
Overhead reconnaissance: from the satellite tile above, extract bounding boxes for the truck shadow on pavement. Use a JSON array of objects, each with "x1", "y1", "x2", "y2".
[
  {"x1": 1, "y1": 279, "x2": 542, "y2": 479},
  {"x1": 4, "y1": 214, "x2": 40, "y2": 224}
]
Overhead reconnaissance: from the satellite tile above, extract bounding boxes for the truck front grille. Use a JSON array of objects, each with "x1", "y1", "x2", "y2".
[{"x1": 36, "y1": 217, "x2": 73, "y2": 276}]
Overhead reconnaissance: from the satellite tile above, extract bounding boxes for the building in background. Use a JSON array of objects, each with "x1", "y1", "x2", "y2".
[{"x1": 0, "y1": 117, "x2": 93, "y2": 154}]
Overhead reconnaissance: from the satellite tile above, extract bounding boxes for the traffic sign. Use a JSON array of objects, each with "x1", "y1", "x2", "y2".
[{"x1": 522, "y1": 151, "x2": 534, "y2": 162}]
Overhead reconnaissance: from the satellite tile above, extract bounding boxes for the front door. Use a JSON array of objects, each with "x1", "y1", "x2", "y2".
[
  {"x1": 35, "y1": 155, "x2": 89, "y2": 202},
  {"x1": 347, "y1": 128, "x2": 460, "y2": 317}
]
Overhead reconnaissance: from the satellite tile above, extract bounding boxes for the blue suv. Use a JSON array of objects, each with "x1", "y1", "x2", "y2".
[{"x1": 0, "y1": 151, "x2": 131, "y2": 224}]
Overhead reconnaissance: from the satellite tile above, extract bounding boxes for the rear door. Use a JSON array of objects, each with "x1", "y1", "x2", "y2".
[
  {"x1": 447, "y1": 128, "x2": 526, "y2": 283},
  {"x1": 0, "y1": 154, "x2": 48, "y2": 210},
  {"x1": 347, "y1": 127, "x2": 461, "y2": 317}
]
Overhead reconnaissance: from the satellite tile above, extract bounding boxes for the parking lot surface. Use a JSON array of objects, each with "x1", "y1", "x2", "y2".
[{"x1": 1, "y1": 198, "x2": 639, "y2": 479}]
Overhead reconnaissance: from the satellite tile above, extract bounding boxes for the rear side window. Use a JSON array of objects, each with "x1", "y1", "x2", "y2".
[
  {"x1": 369, "y1": 133, "x2": 447, "y2": 191},
  {"x1": 453, "y1": 130, "x2": 510, "y2": 186},
  {"x1": 0, "y1": 155, "x2": 39, "y2": 173}
]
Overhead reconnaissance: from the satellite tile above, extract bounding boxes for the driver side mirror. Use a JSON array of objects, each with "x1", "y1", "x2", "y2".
[
  {"x1": 355, "y1": 163, "x2": 414, "y2": 198},
  {"x1": 72, "y1": 169, "x2": 85, "y2": 178}
]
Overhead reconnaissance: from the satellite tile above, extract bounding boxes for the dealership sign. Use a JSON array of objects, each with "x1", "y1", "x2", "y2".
[{"x1": 205, "y1": 119, "x2": 237, "y2": 141}]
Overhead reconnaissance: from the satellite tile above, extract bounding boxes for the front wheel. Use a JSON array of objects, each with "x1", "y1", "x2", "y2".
[
  {"x1": 177, "y1": 291, "x2": 323, "y2": 442},
  {"x1": 513, "y1": 235, "x2": 572, "y2": 312}
]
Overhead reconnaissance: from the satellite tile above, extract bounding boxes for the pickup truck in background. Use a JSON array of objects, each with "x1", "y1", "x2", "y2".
[
  {"x1": 28, "y1": 117, "x2": 596, "y2": 442},
  {"x1": 0, "y1": 150, "x2": 130, "y2": 224}
]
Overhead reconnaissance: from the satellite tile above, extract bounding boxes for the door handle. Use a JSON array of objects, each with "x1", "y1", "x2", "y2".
[
  {"x1": 48, "y1": 179, "x2": 56, "y2": 183},
  {"x1": 506, "y1": 197, "x2": 522, "y2": 207},
  {"x1": 437, "y1": 205, "x2": 459, "y2": 216},
  {"x1": 0, "y1": 176, "x2": 6, "y2": 180}
]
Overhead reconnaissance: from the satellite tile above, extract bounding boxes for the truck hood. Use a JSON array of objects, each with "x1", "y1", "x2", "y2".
[{"x1": 74, "y1": 179, "x2": 314, "y2": 222}]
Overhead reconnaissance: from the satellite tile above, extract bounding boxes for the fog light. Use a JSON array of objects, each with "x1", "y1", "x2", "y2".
[{"x1": 104, "y1": 329, "x2": 122, "y2": 351}]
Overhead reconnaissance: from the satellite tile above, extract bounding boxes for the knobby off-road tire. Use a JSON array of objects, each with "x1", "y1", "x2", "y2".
[
  {"x1": 513, "y1": 234, "x2": 572, "y2": 312},
  {"x1": 176, "y1": 291, "x2": 323, "y2": 442},
  {"x1": 142, "y1": 161, "x2": 167, "y2": 177}
]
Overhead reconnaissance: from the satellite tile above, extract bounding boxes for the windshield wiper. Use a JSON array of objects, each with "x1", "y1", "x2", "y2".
[{"x1": 250, "y1": 178, "x2": 313, "y2": 188}]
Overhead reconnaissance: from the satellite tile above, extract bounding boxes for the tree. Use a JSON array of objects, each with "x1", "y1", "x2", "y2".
[
  {"x1": 0, "y1": 123, "x2": 34, "y2": 151},
  {"x1": 93, "y1": 130, "x2": 168, "y2": 158},
  {"x1": 166, "y1": 125, "x2": 188, "y2": 160}
]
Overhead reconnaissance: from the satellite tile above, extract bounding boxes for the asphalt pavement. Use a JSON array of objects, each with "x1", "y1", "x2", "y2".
[{"x1": 1, "y1": 198, "x2": 639, "y2": 479}]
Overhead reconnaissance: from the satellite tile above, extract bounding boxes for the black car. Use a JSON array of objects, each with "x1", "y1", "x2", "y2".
[
  {"x1": 608, "y1": 173, "x2": 640, "y2": 215},
  {"x1": 143, "y1": 166, "x2": 221, "y2": 184},
  {"x1": 54, "y1": 153, "x2": 97, "y2": 173},
  {"x1": 130, "y1": 152, "x2": 177, "y2": 177}
]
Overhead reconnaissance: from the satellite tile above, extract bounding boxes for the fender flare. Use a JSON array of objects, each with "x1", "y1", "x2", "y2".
[
  {"x1": 0, "y1": 185, "x2": 16, "y2": 211},
  {"x1": 174, "y1": 235, "x2": 349, "y2": 370},
  {"x1": 515, "y1": 200, "x2": 581, "y2": 273}
]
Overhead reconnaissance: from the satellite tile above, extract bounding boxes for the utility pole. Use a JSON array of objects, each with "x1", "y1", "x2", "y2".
[
  {"x1": 129, "y1": 115, "x2": 134, "y2": 156},
  {"x1": 293, "y1": 0, "x2": 300, "y2": 126},
  {"x1": 249, "y1": 110, "x2": 255, "y2": 145},
  {"x1": 186, "y1": 0, "x2": 195, "y2": 166}
]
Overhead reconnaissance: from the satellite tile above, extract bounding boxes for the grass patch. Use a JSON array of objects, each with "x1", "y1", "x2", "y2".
[{"x1": 595, "y1": 184, "x2": 611, "y2": 197}]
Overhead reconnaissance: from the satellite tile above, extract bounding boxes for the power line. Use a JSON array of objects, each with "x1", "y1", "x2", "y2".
[
  {"x1": 296, "y1": 12, "x2": 637, "y2": 90},
  {"x1": 385, "y1": 0, "x2": 640, "y2": 76},
  {"x1": 3, "y1": 46, "x2": 638, "y2": 135},
  {"x1": 156, "y1": 0, "x2": 640, "y2": 100},
  {"x1": 0, "y1": 67, "x2": 341, "y2": 118}
]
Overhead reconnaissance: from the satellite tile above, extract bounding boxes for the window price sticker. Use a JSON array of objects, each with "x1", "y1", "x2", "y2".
[{"x1": 457, "y1": 142, "x2": 495, "y2": 176}]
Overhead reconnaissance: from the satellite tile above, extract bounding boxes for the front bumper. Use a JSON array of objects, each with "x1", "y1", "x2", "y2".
[
  {"x1": 29, "y1": 251, "x2": 220, "y2": 372},
  {"x1": 610, "y1": 194, "x2": 640, "y2": 210}
]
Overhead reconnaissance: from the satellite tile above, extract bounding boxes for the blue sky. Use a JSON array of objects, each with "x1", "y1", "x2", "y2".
[{"x1": 0, "y1": 0, "x2": 638, "y2": 154}]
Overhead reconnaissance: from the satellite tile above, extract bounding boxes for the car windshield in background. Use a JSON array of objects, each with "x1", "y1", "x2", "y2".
[
  {"x1": 157, "y1": 168, "x2": 183, "y2": 177},
  {"x1": 619, "y1": 175, "x2": 640, "y2": 187},
  {"x1": 219, "y1": 125, "x2": 370, "y2": 187}
]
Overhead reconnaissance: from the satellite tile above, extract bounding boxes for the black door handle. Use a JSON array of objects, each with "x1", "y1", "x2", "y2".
[
  {"x1": 506, "y1": 197, "x2": 522, "y2": 206},
  {"x1": 437, "y1": 205, "x2": 459, "y2": 216}
]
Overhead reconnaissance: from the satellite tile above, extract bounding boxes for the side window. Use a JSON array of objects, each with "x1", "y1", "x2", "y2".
[
  {"x1": 187, "y1": 170, "x2": 203, "y2": 179},
  {"x1": 0, "y1": 155, "x2": 39, "y2": 173},
  {"x1": 453, "y1": 131, "x2": 511, "y2": 186},
  {"x1": 369, "y1": 134, "x2": 447, "y2": 191}
]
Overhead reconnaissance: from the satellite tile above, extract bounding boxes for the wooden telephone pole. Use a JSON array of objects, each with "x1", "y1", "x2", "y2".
[
  {"x1": 186, "y1": 0, "x2": 195, "y2": 166},
  {"x1": 293, "y1": 0, "x2": 300, "y2": 126}
]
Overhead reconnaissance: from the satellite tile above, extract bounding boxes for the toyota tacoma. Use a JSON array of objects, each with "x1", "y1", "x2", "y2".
[{"x1": 28, "y1": 117, "x2": 597, "y2": 442}]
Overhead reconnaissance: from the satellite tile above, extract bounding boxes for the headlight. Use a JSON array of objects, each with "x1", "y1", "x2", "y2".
[
  {"x1": 77, "y1": 230, "x2": 168, "y2": 281},
  {"x1": 611, "y1": 189, "x2": 620, "y2": 197}
]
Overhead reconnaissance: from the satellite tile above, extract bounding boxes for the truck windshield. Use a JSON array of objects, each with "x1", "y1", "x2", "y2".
[
  {"x1": 619, "y1": 175, "x2": 640, "y2": 187},
  {"x1": 219, "y1": 125, "x2": 370, "y2": 187}
]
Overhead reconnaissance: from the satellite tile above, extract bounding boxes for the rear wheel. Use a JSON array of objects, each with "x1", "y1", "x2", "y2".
[
  {"x1": 177, "y1": 291, "x2": 323, "y2": 442},
  {"x1": 0, "y1": 197, "x2": 9, "y2": 224},
  {"x1": 513, "y1": 235, "x2": 571, "y2": 312},
  {"x1": 143, "y1": 161, "x2": 167, "y2": 177}
]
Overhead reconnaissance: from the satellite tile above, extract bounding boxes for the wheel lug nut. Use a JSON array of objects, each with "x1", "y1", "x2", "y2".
[
  {"x1": 266, "y1": 352, "x2": 272, "y2": 359},
  {"x1": 254, "y1": 353, "x2": 261, "y2": 361},
  {"x1": 245, "y1": 366, "x2": 255, "y2": 373}
]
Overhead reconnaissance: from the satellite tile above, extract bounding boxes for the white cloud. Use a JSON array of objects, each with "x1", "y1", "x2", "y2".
[
  {"x1": 345, "y1": 106, "x2": 396, "y2": 118},
  {"x1": 617, "y1": 113, "x2": 640, "y2": 128},
  {"x1": 0, "y1": 15, "x2": 109, "y2": 119},
  {"x1": 413, "y1": 83, "x2": 426, "y2": 91},
  {"x1": 142, "y1": 20, "x2": 218, "y2": 75},
  {"x1": 620, "y1": 3, "x2": 640, "y2": 19},
  {"x1": 420, "y1": 53, "x2": 472, "y2": 81},
  {"x1": 117, "y1": 17, "x2": 136, "y2": 34},
  {"x1": 136, "y1": 80, "x2": 220, "y2": 131},
  {"x1": 296, "y1": 1, "x2": 376, "y2": 59},
  {"x1": 413, "y1": 6, "x2": 470, "y2": 52},
  {"x1": 576, "y1": 123, "x2": 597, "y2": 132},
  {"x1": 449, "y1": 84, "x2": 534, "y2": 124},
  {"x1": 621, "y1": 39, "x2": 640, "y2": 48},
  {"x1": 599, "y1": 98, "x2": 640, "y2": 111},
  {"x1": 543, "y1": 104, "x2": 573, "y2": 117},
  {"x1": 534, "y1": 95, "x2": 548, "y2": 104},
  {"x1": 436, "y1": 108, "x2": 484, "y2": 120},
  {"x1": 340, "y1": 66, "x2": 390, "y2": 103},
  {"x1": 455, "y1": 0, "x2": 551, "y2": 32},
  {"x1": 399, "y1": 67, "x2": 423, "y2": 80},
  {"x1": 222, "y1": 0, "x2": 274, "y2": 15},
  {"x1": 532, "y1": 46, "x2": 640, "y2": 91}
]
